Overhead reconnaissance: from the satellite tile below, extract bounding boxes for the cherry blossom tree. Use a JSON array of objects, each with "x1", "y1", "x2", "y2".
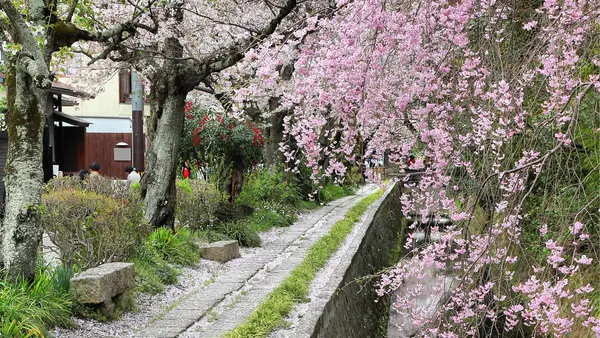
[
  {"x1": 277, "y1": 0, "x2": 600, "y2": 336},
  {"x1": 0, "y1": 0, "x2": 157, "y2": 280},
  {"x1": 77, "y1": 0, "x2": 313, "y2": 228}
]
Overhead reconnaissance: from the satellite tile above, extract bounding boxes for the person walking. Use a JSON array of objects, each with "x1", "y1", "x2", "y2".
[
  {"x1": 182, "y1": 165, "x2": 190, "y2": 179},
  {"x1": 125, "y1": 166, "x2": 141, "y2": 184}
]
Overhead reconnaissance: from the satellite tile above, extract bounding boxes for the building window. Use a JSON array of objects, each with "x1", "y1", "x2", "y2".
[{"x1": 118, "y1": 69, "x2": 131, "y2": 103}]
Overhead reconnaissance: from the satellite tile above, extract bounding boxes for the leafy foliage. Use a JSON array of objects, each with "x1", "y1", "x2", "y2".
[
  {"x1": 237, "y1": 166, "x2": 301, "y2": 207},
  {"x1": 214, "y1": 221, "x2": 262, "y2": 248},
  {"x1": 146, "y1": 228, "x2": 200, "y2": 266},
  {"x1": 41, "y1": 184, "x2": 149, "y2": 270},
  {"x1": 176, "y1": 179, "x2": 225, "y2": 230},
  {"x1": 246, "y1": 202, "x2": 297, "y2": 231},
  {"x1": 181, "y1": 107, "x2": 264, "y2": 169},
  {"x1": 0, "y1": 265, "x2": 73, "y2": 338},
  {"x1": 132, "y1": 247, "x2": 180, "y2": 295},
  {"x1": 317, "y1": 184, "x2": 355, "y2": 204}
]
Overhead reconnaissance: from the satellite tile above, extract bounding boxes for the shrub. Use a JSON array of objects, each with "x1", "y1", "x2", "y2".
[
  {"x1": 176, "y1": 179, "x2": 224, "y2": 230},
  {"x1": 318, "y1": 183, "x2": 355, "y2": 203},
  {"x1": 237, "y1": 167, "x2": 301, "y2": 207},
  {"x1": 41, "y1": 188, "x2": 150, "y2": 270},
  {"x1": 214, "y1": 203, "x2": 253, "y2": 223},
  {"x1": 247, "y1": 202, "x2": 297, "y2": 232},
  {"x1": 146, "y1": 228, "x2": 200, "y2": 266},
  {"x1": 46, "y1": 175, "x2": 132, "y2": 199},
  {"x1": 215, "y1": 221, "x2": 261, "y2": 247},
  {"x1": 133, "y1": 258, "x2": 179, "y2": 295},
  {"x1": 345, "y1": 166, "x2": 363, "y2": 187},
  {"x1": 0, "y1": 266, "x2": 73, "y2": 338}
]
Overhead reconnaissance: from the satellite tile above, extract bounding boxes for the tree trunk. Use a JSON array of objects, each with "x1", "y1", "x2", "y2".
[
  {"x1": 266, "y1": 97, "x2": 286, "y2": 166},
  {"x1": 0, "y1": 59, "x2": 48, "y2": 280},
  {"x1": 140, "y1": 75, "x2": 186, "y2": 229},
  {"x1": 231, "y1": 157, "x2": 244, "y2": 201}
]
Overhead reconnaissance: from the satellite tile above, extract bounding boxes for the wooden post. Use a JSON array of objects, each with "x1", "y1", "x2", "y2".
[{"x1": 131, "y1": 71, "x2": 145, "y2": 172}]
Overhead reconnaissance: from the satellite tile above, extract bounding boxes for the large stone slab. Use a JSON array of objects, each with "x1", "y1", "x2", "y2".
[
  {"x1": 201, "y1": 240, "x2": 240, "y2": 263},
  {"x1": 70, "y1": 262, "x2": 135, "y2": 304}
]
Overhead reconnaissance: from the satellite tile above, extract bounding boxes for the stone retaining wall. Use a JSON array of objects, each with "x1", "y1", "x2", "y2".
[{"x1": 294, "y1": 183, "x2": 407, "y2": 338}]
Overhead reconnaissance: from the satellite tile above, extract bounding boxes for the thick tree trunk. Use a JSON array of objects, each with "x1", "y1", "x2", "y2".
[
  {"x1": 140, "y1": 78, "x2": 186, "y2": 229},
  {"x1": 0, "y1": 60, "x2": 48, "y2": 280}
]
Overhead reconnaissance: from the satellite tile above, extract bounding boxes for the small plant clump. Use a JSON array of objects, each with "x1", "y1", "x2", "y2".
[{"x1": 0, "y1": 264, "x2": 74, "y2": 338}]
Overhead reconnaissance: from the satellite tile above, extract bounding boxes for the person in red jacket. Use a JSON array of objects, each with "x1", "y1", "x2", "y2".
[{"x1": 183, "y1": 166, "x2": 190, "y2": 179}]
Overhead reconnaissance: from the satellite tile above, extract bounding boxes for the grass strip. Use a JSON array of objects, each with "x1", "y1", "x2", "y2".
[{"x1": 224, "y1": 189, "x2": 384, "y2": 338}]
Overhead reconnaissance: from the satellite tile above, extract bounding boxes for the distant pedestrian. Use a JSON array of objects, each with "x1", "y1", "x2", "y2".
[
  {"x1": 183, "y1": 165, "x2": 190, "y2": 179},
  {"x1": 78, "y1": 169, "x2": 90, "y2": 180},
  {"x1": 89, "y1": 162, "x2": 101, "y2": 176},
  {"x1": 125, "y1": 166, "x2": 141, "y2": 184}
]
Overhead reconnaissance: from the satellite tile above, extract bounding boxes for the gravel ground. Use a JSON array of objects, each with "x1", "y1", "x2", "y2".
[
  {"x1": 53, "y1": 224, "x2": 298, "y2": 338},
  {"x1": 53, "y1": 259, "x2": 224, "y2": 338}
]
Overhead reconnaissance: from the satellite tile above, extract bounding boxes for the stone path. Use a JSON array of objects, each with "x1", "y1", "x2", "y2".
[{"x1": 132, "y1": 184, "x2": 378, "y2": 338}]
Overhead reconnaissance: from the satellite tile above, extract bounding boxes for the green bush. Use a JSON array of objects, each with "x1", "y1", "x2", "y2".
[
  {"x1": 247, "y1": 202, "x2": 297, "y2": 231},
  {"x1": 215, "y1": 221, "x2": 261, "y2": 247},
  {"x1": 318, "y1": 183, "x2": 355, "y2": 203},
  {"x1": 176, "y1": 179, "x2": 225, "y2": 230},
  {"x1": 41, "y1": 188, "x2": 150, "y2": 270},
  {"x1": 247, "y1": 210, "x2": 290, "y2": 232},
  {"x1": 146, "y1": 228, "x2": 200, "y2": 266},
  {"x1": 237, "y1": 167, "x2": 301, "y2": 207},
  {"x1": 214, "y1": 203, "x2": 253, "y2": 223},
  {"x1": 0, "y1": 266, "x2": 73, "y2": 338},
  {"x1": 132, "y1": 242, "x2": 180, "y2": 294}
]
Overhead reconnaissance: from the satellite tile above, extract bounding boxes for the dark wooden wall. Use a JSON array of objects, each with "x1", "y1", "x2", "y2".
[
  {"x1": 56, "y1": 126, "x2": 86, "y2": 175},
  {"x1": 85, "y1": 133, "x2": 132, "y2": 179}
]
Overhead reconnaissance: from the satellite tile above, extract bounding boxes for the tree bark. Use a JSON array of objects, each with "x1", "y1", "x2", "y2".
[
  {"x1": 0, "y1": 58, "x2": 48, "y2": 280},
  {"x1": 231, "y1": 157, "x2": 244, "y2": 201},
  {"x1": 140, "y1": 73, "x2": 187, "y2": 229},
  {"x1": 266, "y1": 97, "x2": 286, "y2": 166}
]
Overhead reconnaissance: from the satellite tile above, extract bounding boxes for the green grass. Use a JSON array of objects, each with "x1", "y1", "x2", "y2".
[
  {"x1": 133, "y1": 227, "x2": 203, "y2": 295},
  {"x1": 318, "y1": 183, "x2": 356, "y2": 203},
  {"x1": 215, "y1": 221, "x2": 262, "y2": 247},
  {"x1": 0, "y1": 265, "x2": 74, "y2": 338},
  {"x1": 295, "y1": 200, "x2": 320, "y2": 211},
  {"x1": 247, "y1": 209, "x2": 295, "y2": 232},
  {"x1": 225, "y1": 189, "x2": 384, "y2": 338}
]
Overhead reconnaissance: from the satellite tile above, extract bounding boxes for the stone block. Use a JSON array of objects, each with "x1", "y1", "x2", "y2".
[
  {"x1": 70, "y1": 262, "x2": 135, "y2": 306},
  {"x1": 201, "y1": 240, "x2": 240, "y2": 263}
]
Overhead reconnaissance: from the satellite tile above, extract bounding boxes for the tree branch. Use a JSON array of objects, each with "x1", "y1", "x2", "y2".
[
  {"x1": 200, "y1": 0, "x2": 298, "y2": 74},
  {"x1": 53, "y1": 0, "x2": 158, "y2": 50},
  {"x1": 0, "y1": 0, "x2": 51, "y2": 87},
  {"x1": 66, "y1": 0, "x2": 79, "y2": 22}
]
